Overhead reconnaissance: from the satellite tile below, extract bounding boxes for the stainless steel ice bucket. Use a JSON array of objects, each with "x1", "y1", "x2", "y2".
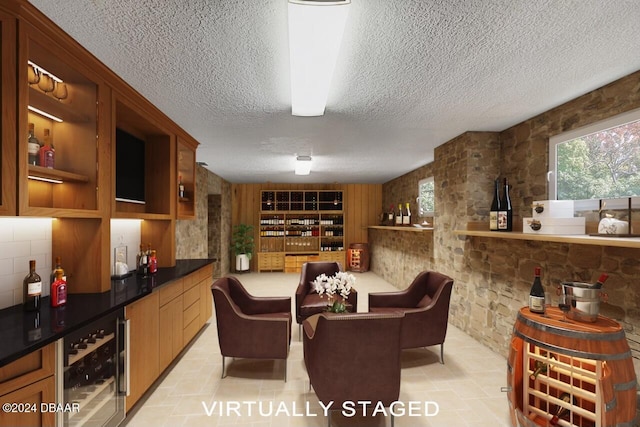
[{"x1": 560, "y1": 281, "x2": 605, "y2": 323}]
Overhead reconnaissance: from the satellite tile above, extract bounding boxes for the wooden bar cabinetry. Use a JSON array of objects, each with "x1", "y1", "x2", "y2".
[
  {"x1": 128, "y1": 263, "x2": 213, "y2": 412},
  {"x1": 0, "y1": 343, "x2": 56, "y2": 427},
  {"x1": 0, "y1": 0, "x2": 200, "y2": 293}
]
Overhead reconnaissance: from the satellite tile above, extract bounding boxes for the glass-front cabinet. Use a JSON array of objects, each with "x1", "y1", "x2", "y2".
[{"x1": 18, "y1": 22, "x2": 102, "y2": 216}]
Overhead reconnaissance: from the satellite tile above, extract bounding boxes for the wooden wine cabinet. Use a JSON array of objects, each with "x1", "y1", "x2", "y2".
[
  {"x1": 258, "y1": 192, "x2": 345, "y2": 272},
  {"x1": 507, "y1": 307, "x2": 637, "y2": 427}
]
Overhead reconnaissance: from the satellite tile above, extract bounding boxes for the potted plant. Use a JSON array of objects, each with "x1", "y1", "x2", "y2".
[{"x1": 232, "y1": 224, "x2": 254, "y2": 272}]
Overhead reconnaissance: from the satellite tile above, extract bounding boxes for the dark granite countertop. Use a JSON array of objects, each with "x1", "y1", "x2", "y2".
[{"x1": 0, "y1": 259, "x2": 214, "y2": 367}]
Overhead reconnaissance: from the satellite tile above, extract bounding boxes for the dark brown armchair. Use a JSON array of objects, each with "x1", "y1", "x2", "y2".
[
  {"x1": 295, "y1": 261, "x2": 358, "y2": 338},
  {"x1": 368, "y1": 270, "x2": 454, "y2": 363},
  {"x1": 303, "y1": 312, "x2": 404, "y2": 427},
  {"x1": 211, "y1": 276, "x2": 291, "y2": 381}
]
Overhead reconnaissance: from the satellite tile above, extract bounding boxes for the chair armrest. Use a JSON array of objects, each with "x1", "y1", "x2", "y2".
[
  {"x1": 368, "y1": 290, "x2": 413, "y2": 308},
  {"x1": 242, "y1": 296, "x2": 291, "y2": 315}
]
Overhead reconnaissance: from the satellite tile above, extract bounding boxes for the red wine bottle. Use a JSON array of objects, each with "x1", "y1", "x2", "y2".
[
  {"x1": 498, "y1": 178, "x2": 513, "y2": 231},
  {"x1": 23, "y1": 260, "x2": 42, "y2": 311},
  {"x1": 528, "y1": 267, "x2": 545, "y2": 314},
  {"x1": 490, "y1": 178, "x2": 501, "y2": 231},
  {"x1": 549, "y1": 392, "x2": 574, "y2": 425},
  {"x1": 593, "y1": 273, "x2": 608, "y2": 289}
]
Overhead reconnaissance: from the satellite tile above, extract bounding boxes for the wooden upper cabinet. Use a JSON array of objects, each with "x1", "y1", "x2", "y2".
[
  {"x1": 0, "y1": 10, "x2": 17, "y2": 216},
  {"x1": 17, "y1": 20, "x2": 106, "y2": 217},
  {"x1": 177, "y1": 136, "x2": 196, "y2": 220}
]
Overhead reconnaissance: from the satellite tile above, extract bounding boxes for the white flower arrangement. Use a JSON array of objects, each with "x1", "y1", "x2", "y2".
[{"x1": 312, "y1": 271, "x2": 356, "y2": 313}]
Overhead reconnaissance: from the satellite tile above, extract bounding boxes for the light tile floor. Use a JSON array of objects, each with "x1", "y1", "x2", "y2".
[{"x1": 124, "y1": 272, "x2": 511, "y2": 427}]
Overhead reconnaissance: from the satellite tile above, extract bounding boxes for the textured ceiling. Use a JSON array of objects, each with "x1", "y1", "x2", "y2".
[{"x1": 27, "y1": 0, "x2": 640, "y2": 184}]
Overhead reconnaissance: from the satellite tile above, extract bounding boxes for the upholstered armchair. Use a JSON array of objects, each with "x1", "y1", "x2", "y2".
[
  {"x1": 211, "y1": 276, "x2": 291, "y2": 381},
  {"x1": 368, "y1": 270, "x2": 454, "y2": 363},
  {"x1": 295, "y1": 261, "x2": 358, "y2": 338},
  {"x1": 303, "y1": 312, "x2": 404, "y2": 427}
]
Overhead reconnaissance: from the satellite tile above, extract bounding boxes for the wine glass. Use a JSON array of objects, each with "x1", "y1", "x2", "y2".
[
  {"x1": 27, "y1": 64, "x2": 40, "y2": 85},
  {"x1": 52, "y1": 82, "x2": 68, "y2": 101},
  {"x1": 558, "y1": 294, "x2": 571, "y2": 321},
  {"x1": 38, "y1": 74, "x2": 54, "y2": 94}
]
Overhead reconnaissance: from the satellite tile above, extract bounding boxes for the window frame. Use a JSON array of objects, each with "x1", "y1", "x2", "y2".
[
  {"x1": 548, "y1": 107, "x2": 640, "y2": 211},
  {"x1": 418, "y1": 177, "x2": 435, "y2": 217}
]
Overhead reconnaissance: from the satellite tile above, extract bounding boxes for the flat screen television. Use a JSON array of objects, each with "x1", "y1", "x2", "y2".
[{"x1": 115, "y1": 128, "x2": 146, "y2": 204}]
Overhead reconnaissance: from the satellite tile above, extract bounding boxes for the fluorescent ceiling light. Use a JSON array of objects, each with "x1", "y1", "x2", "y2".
[
  {"x1": 295, "y1": 155, "x2": 312, "y2": 175},
  {"x1": 288, "y1": 0, "x2": 351, "y2": 116}
]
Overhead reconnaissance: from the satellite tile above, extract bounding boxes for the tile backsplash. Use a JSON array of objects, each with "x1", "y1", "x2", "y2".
[
  {"x1": 0, "y1": 217, "x2": 53, "y2": 310},
  {"x1": 110, "y1": 219, "x2": 141, "y2": 276},
  {"x1": 0, "y1": 217, "x2": 143, "y2": 311}
]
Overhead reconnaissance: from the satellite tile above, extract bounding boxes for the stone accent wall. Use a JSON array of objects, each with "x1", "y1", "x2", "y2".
[
  {"x1": 382, "y1": 163, "x2": 434, "y2": 223},
  {"x1": 176, "y1": 165, "x2": 231, "y2": 277},
  {"x1": 378, "y1": 69, "x2": 640, "y2": 373},
  {"x1": 368, "y1": 229, "x2": 434, "y2": 289}
]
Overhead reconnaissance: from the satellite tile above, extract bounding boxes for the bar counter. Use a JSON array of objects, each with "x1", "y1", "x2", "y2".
[{"x1": 0, "y1": 259, "x2": 214, "y2": 367}]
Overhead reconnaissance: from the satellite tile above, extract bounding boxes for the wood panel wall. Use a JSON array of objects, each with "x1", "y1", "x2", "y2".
[{"x1": 231, "y1": 183, "x2": 382, "y2": 271}]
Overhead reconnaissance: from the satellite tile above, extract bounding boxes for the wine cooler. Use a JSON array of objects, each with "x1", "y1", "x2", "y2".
[{"x1": 56, "y1": 308, "x2": 128, "y2": 427}]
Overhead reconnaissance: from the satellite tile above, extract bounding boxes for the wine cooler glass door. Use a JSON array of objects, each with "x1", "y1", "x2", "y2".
[{"x1": 59, "y1": 309, "x2": 125, "y2": 427}]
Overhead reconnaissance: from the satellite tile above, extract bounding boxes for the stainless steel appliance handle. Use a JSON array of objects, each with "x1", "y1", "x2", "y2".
[{"x1": 125, "y1": 318, "x2": 131, "y2": 396}]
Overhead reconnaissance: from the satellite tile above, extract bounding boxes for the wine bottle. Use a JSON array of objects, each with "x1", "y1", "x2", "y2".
[
  {"x1": 593, "y1": 273, "x2": 609, "y2": 289},
  {"x1": 23, "y1": 260, "x2": 42, "y2": 311},
  {"x1": 528, "y1": 266, "x2": 545, "y2": 314},
  {"x1": 498, "y1": 178, "x2": 513, "y2": 231},
  {"x1": 403, "y1": 202, "x2": 411, "y2": 225},
  {"x1": 178, "y1": 175, "x2": 185, "y2": 198},
  {"x1": 149, "y1": 250, "x2": 158, "y2": 274},
  {"x1": 50, "y1": 256, "x2": 65, "y2": 286},
  {"x1": 39, "y1": 128, "x2": 55, "y2": 168},
  {"x1": 489, "y1": 178, "x2": 501, "y2": 231},
  {"x1": 396, "y1": 203, "x2": 403, "y2": 225},
  {"x1": 387, "y1": 204, "x2": 394, "y2": 225},
  {"x1": 50, "y1": 270, "x2": 67, "y2": 308},
  {"x1": 27, "y1": 123, "x2": 40, "y2": 166},
  {"x1": 549, "y1": 392, "x2": 574, "y2": 426},
  {"x1": 529, "y1": 360, "x2": 548, "y2": 380}
]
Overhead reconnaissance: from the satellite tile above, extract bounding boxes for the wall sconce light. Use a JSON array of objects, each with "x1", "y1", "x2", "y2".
[
  {"x1": 295, "y1": 155, "x2": 312, "y2": 175},
  {"x1": 288, "y1": 0, "x2": 351, "y2": 116}
]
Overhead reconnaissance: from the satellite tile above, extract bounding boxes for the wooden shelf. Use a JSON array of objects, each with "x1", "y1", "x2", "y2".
[
  {"x1": 368, "y1": 225, "x2": 433, "y2": 233},
  {"x1": 29, "y1": 86, "x2": 91, "y2": 123},
  {"x1": 28, "y1": 164, "x2": 89, "y2": 183},
  {"x1": 454, "y1": 228, "x2": 640, "y2": 249}
]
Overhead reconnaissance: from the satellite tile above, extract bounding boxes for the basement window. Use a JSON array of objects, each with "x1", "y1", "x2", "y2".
[
  {"x1": 549, "y1": 108, "x2": 640, "y2": 210},
  {"x1": 418, "y1": 177, "x2": 435, "y2": 217}
]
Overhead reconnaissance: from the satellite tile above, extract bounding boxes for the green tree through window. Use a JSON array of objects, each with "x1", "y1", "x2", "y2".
[
  {"x1": 557, "y1": 120, "x2": 640, "y2": 200},
  {"x1": 418, "y1": 177, "x2": 435, "y2": 216}
]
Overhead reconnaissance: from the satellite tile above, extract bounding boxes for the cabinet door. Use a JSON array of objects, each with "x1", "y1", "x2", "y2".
[
  {"x1": 159, "y1": 294, "x2": 183, "y2": 373},
  {"x1": 0, "y1": 10, "x2": 16, "y2": 216},
  {"x1": 18, "y1": 21, "x2": 102, "y2": 216},
  {"x1": 0, "y1": 375, "x2": 55, "y2": 427},
  {"x1": 125, "y1": 292, "x2": 159, "y2": 412},
  {"x1": 0, "y1": 343, "x2": 55, "y2": 396}
]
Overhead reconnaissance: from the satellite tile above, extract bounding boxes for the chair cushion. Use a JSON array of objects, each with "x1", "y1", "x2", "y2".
[
  {"x1": 299, "y1": 293, "x2": 330, "y2": 317},
  {"x1": 416, "y1": 294, "x2": 433, "y2": 308}
]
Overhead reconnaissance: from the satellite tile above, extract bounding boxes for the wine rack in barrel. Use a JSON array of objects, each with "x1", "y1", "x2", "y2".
[{"x1": 507, "y1": 307, "x2": 637, "y2": 427}]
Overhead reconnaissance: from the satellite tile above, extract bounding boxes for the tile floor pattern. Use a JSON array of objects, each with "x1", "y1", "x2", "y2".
[{"x1": 123, "y1": 272, "x2": 511, "y2": 427}]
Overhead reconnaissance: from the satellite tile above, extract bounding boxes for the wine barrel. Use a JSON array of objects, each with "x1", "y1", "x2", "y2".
[
  {"x1": 347, "y1": 243, "x2": 369, "y2": 272},
  {"x1": 508, "y1": 307, "x2": 637, "y2": 427}
]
